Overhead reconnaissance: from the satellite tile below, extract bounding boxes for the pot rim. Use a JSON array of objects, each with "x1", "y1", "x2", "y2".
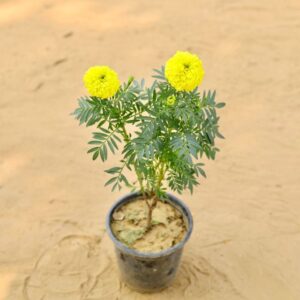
[{"x1": 105, "y1": 191, "x2": 193, "y2": 259}]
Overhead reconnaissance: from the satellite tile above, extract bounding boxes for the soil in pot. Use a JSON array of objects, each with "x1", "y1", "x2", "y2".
[{"x1": 111, "y1": 196, "x2": 187, "y2": 252}]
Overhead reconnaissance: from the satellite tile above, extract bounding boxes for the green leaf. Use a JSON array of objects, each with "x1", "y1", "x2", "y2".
[
  {"x1": 105, "y1": 167, "x2": 121, "y2": 174},
  {"x1": 216, "y1": 102, "x2": 226, "y2": 108},
  {"x1": 88, "y1": 140, "x2": 102, "y2": 145},
  {"x1": 216, "y1": 130, "x2": 225, "y2": 139},
  {"x1": 92, "y1": 151, "x2": 99, "y2": 160},
  {"x1": 107, "y1": 139, "x2": 115, "y2": 154},
  {"x1": 198, "y1": 168, "x2": 206, "y2": 178},
  {"x1": 87, "y1": 147, "x2": 99, "y2": 153},
  {"x1": 105, "y1": 177, "x2": 117, "y2": 186}
]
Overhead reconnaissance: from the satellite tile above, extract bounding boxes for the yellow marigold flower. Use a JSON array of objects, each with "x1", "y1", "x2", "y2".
[
  {"x1": 83, "y1": 66, "x2": 120, "y2": 99},
  {"x1": 166, "y1": 95, "x2": 176, "y2": 106},
  {"x1": 165, "y1": 51, "x2": 204, "y2": 92}
]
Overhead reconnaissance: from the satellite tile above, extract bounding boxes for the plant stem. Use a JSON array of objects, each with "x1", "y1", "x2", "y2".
[
  {"x1": 144, "y1": 161, "x2": 167, "y2": 231},
  {"x1": 136, "y1": 169, "x2": 145, "y2": 194},
  {"x1": 145, "y1": 198, "x2": 152, "y2": 230},
  {"x1": 145, "y1": 193, "x2": 157, "y2": 231},
  {"x1": 120, "y1": 120, "x2": 162, "y2": 230},
  {"x1": 156, "y1": 162, "x2": 166, "y2": 190}
]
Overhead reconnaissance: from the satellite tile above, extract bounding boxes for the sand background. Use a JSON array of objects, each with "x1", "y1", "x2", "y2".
[{"x1": 0, "y1": 0, "x2": 300, "y2": 299}]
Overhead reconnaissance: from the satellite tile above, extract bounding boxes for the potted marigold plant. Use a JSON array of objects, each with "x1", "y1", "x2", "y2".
[{"x1": 73, "y1": 51, "x2": 225, "y2": 292}]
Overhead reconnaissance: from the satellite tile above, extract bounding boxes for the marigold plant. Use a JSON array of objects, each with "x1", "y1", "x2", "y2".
[{"x1": 73, "y1": 51, "x2": 225, "y2": 227}]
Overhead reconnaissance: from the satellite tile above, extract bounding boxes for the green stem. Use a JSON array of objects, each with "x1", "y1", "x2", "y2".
[
  {"x1": 146, "y1": 161, "x2": 166, "y2": 231},
  {"x1": 136, "y1": 168, "x2": 145, "y2": 194},
  {"x1": 156, "y1": 162, "x2": 166, "y2": 191}
]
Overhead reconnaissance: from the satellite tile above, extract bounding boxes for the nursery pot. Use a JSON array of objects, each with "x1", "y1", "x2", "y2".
[{"x1": 106, "y1": 192, "x2": 193, "y2": 293}]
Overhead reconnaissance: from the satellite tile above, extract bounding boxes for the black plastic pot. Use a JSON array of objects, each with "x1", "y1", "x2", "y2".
[{"x1": 106, "y1": 192, "x2": 193, "y2": 293}]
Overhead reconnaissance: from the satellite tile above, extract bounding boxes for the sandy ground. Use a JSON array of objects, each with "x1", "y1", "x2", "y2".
[{"x1": 0, "y1": 0, "x2": 299, "y2": 299}]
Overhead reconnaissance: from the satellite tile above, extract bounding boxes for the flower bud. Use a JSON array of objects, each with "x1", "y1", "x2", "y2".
[{"x1": 166, "y1": 95, "x2": 176, "y2": 106}]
